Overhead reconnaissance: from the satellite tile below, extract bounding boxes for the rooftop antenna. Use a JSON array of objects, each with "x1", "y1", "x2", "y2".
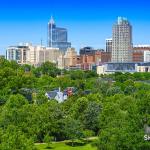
[{"x1": 50, "y1": 15, "x2": 55, "y2": 24}]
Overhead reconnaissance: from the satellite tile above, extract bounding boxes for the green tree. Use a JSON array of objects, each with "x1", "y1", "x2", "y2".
[
  {"x1": 0, "y1": 94, "x2": 28, "y2": 128},
  {"x1": 83, "y1": 130, "x2": 95, "y2": 142},
  {"x1": 44, "y1": 133, "x2": 54, "y2": 148},
  {"x1": 71, "y1": 97, "x2": 88, "y2": 120},
  {"x1": 4, "y1": 94, "x2": 28, "y2": 109},
  {"x1": 34, "y1": 61, "x2": 61, "y2": 77},
  {"x1": 97, "y1": 95, "x2": 148, "y2": 150},
  {"x1": 106, "y1": 86, "x2": 123, "y2": 96},
  {"x1": 83, "y1": 101, "x2": 101, "y2": 133},
  {"x1": 69, "y1": 70, "x2": 85, "y2": 80},
  {"x1": 35, "y1": 91, "x2": 48, "y2": 105},
  {"x1": 0, "y1": 125, "x2": 35, "y2": 150},
  {"x1": 93, "y1": 79, "x2": 110, "y2": 96},
  {"x1": 65, "y1": 118, "x2": 83, "y2": 146}
]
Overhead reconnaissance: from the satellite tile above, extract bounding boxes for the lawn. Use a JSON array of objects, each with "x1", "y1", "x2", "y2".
[{"x1": 35, "y1": 140, "x2": 97, "y2": 150}]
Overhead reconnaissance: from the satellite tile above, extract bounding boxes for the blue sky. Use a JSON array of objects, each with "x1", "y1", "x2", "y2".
[{"x1": 0, "y1": 0, "x2": 150, "y2": 54}]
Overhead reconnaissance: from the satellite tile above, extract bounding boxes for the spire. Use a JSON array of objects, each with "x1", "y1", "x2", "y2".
[{"x1": 49, "y1": 16, "x2": 55, "y2": 25}]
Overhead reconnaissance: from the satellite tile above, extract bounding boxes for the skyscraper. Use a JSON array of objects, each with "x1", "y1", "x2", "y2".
[
  {"x1": 48, "y1": 16, "x2": 71, "y2": 53},
  {"x1": 112, "y1": 17, "x2": 132, "y2": 62}
]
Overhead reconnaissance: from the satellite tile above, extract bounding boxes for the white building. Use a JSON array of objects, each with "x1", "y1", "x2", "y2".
[
  {"x1": 97, "y1": 62, "x2": 150, "y2": 75},
  {"x1": 6, "y1": 43, "x2": 63, "y2": 66},
  {"x1": 112, "y1": 17, "x2": 132, "y2": 62},
  {"x1": 6, "y1": 44, "x2": 30, "y2": 64},
  {"x1": 144, "y1": 51, "x2": 150, "y2": 62},
  {"x1": 45, "y1": 47, "x2": 62, "y2": 63},
  {"x1": 45, "y1": 88, "x2": 67, "y2": 103}
]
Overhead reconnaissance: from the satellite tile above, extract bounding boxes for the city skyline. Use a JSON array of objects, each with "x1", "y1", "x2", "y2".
[{"x1": 0, "y1": 0, "x2": 150, "y2": 54}]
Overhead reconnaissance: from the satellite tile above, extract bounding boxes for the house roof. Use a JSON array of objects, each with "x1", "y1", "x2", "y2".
[{"x1": 46, "y1": 91, "x2": 57, "y2": 99}]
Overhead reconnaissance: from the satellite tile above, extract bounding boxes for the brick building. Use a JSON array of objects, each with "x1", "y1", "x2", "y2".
[
  {"x1": 132, "y1": 45, "x2": 150, "y2": 62},
  {"x1": 79, "y1": 47, "x2": 111, "y2": 70}
]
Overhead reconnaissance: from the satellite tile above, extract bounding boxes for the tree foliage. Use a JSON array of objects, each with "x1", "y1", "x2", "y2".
[{"x1": 0, "y1": 59, "x2": 150, "y2": 148}]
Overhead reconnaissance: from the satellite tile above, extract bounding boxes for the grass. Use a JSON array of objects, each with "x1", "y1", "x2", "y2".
[{"x1": 35, "y1": 139, "x2": 97, "y2": 150}]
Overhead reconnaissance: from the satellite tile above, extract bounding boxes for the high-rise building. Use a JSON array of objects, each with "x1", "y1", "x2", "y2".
[
  {"x1": 106, "y1": 38, "x2": 112, "y2": 53},
  {"x1": 6, "y1": 43, "x2": 30, "y2": 64},
  {"x1": 48, "y1": 16, "x2": 71, "y2": 53},
  {"x1": 112, "y1": 17, "x2": 132, "y2": 62}
]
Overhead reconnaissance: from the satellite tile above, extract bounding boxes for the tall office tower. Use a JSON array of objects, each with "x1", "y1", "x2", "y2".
[
  {"x1": 106, "y1": 38, "x2": 112, "y2": 53},
  {"x1": 48, "y1": 16, "x2": 71, "y2": 53},
  {"x1": 112, "y1": 17, "x2": 132, "y2": 62}
]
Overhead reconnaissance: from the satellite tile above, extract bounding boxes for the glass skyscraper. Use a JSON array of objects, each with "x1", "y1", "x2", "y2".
[
  {"x1": 48, "y1": 17, "x2": 71, "y2": 53},
  {"x1": 112, "y1": 17, "x2": 132, "y2": 62}
]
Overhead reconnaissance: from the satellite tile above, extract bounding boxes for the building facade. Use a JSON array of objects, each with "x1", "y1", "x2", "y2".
[
  {"x1": 6, "y1": 43, "x2": 63, "y2": 66},
  {"x1": 6, "y1": 44, "x2": 30, "y2": 64},
  {"x1": 80, "y1": 47, "x2": 96, "y2": 55},
  {"x1": 97, "y1": 62, "x2": 150, "y2": 75},
  {"x1": 64, "y1": 48, "x2": 77, "y2": 67},
  {"x1": 106, "y1": 38, "x2": 112, "y2": 53},
  {"x1": 48, "y1": 17, "x2": 71, "y2": 53},
  {"x1": 144, "y1": 51, "x2": 150, "y2": 62},
  {"x1": 132, "y1": 45, "x2": 150, "y2": 62},
  {"x1": 45, "y1": 47, "x2": 62, "y2": 64},
  {"x1": 58, "y1": 48, "x2": 80, "y2": 70},
  {"x1": 79, "y1": 47, "x2": 111, "y2": 70},
  {"x1": 112, "y1": 17, "x2": 132, "y2": 62},
  {"x1": 95, "y1": 51, "x2": 111, "y2": 64}
]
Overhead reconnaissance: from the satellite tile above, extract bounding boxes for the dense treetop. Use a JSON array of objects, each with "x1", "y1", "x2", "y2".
[{"x1": 0, "y1": 58, "x2": 150, "y2": 149}]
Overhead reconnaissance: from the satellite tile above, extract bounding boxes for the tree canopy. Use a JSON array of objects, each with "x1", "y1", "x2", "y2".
[{"x1": 0, "y1": 58, "x2": 150, "y2": 149}]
